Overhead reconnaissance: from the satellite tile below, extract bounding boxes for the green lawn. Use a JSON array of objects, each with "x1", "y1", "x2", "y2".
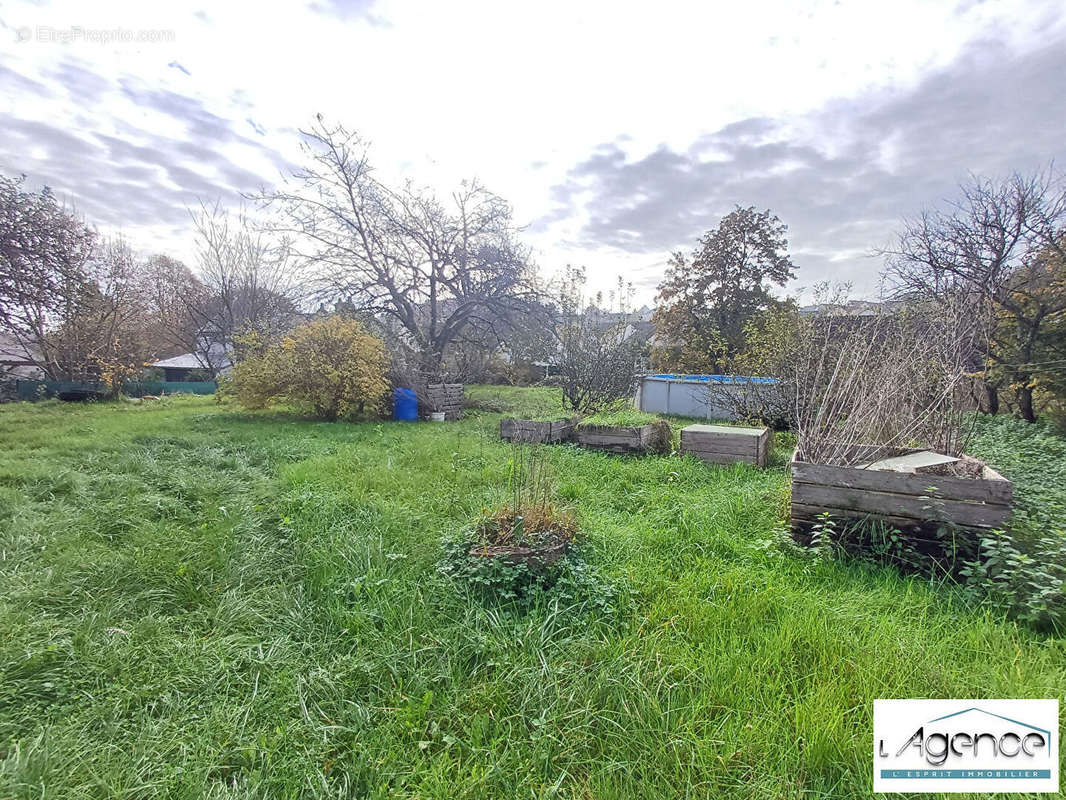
[{"x1": 0, "y1": 390, "x2": 1063, "y2": 798}]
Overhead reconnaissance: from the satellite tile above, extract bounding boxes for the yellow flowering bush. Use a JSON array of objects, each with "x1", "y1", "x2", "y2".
[
  {"x1": 89, "y1": 341, "x2": 142, "y2": 398},
  {"x1": 230, "y1": 316, "x2": 390, "y2": 420}
]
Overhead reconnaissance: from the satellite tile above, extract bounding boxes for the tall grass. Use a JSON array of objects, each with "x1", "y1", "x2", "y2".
[{"x1": 0, "y1": 394, "x2": 1062, "y2": 798}]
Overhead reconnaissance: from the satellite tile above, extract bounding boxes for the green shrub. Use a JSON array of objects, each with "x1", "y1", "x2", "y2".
[
  {"x1": 967, "y1": 415, "x2": 1066, "y2": 533},
  {"x1": 438, "y1": 531, "x2": 625, "y2": 616},
  {"x1": 960, "y1": 530, "x2": 1066, "y2": 633},
  {"x1": 230, "y1": 316, "x2": 390, "y2": 421}
]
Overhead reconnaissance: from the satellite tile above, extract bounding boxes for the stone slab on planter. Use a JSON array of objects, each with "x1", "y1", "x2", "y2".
[
  {"x1": 680, "y1": 423, "x2": 771, "y2": 467},
  {"x1": 425, "y1": 383, "x2": 464, "y2": 421},
  {"x1": 575, "y1": 422, "x2": 670, "y2": 455},
  {"x1": 499, "y1": 417, "x2": 576, "y2": 444},
  {"x1": 790, "y1": 446, "x2": 1013, "y2": 531}
]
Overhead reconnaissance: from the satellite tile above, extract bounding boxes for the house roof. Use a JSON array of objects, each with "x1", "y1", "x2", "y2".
[
  {"x1": 0, "y1": 333, "x2": 38, "y2": 363},
  {"x1": 152, "y1": 353, "x2": 211, "y2": 369},
  {"x1": 798, "y1": 300, "x2": 903, "y2": 317},
  {"x1": 152, "y1": 343, "x2": 231, "y2": 371}
]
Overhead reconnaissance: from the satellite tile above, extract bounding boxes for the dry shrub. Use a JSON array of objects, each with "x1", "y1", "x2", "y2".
[
  {"x1": 554, "y1": 267, "x2": 643, "y2": 414},
  {"x1": 746, "y1": 285, "x2": 983, "y2": 465},
  {"x1": 647, "y1": 419, "x2": 673, "y2": 454},
  {"x1": 474, "y1": 504, "x2": 578, "y2": 550}
]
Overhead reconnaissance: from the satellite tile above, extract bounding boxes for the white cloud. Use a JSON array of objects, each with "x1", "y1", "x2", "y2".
[{"x1": 1, "y1": 0, "x2": 1064, "y2": 301}]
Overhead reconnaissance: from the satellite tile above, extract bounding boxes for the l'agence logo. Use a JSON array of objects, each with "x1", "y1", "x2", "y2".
[{"x1": 874, "y1": 699, "x2": 1058, "y2": 793}]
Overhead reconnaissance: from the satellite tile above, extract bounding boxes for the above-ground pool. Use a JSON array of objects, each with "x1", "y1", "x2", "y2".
[{"x1": 637, "y1": 374, "x2": 779, "y2": 419}]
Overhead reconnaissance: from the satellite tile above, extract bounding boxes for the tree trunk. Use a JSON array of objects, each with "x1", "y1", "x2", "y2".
[
  {"x1": 420, "y1": 347, "x2": 446, "y2": 384},
  {"x1": 1016, "y1": 383, "x2": 1036, "y2": 423},
  {"x1": 1014, "y1": 318, "x2": 1040, "y2": 423},
  {"x1": 980, "y1": 381, "x2": 999, "y2": 415}
]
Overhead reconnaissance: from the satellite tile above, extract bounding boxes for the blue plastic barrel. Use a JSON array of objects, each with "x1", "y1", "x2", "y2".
[{"x1": 393, "y1": 387, "x2": 418, "y2": 421}]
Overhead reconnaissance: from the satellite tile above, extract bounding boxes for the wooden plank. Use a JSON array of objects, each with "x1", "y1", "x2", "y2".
[
  {"x1": 792, "y1": 482, "x2": 1010, "y2": 528},
  {"x1": 682, "y1": 430, "x2": 764, "y2": 445},
  {"x1": 576, "y1": 423, "x2": 663, "y2": 454},
  {"x1": 688, "y1": 452, "x2": 757, "y2": 465},
  {"x1": 682, "y1": 445, "x2": 758, "y2": 462},
  {"x1": 500, "y1": 418, "x2": 574, "y2": 443},
  {"x1": 757, "y1": 430, "x2": 771, "y2": 468},
  {"x1": 682, "y1": 431, "x2": 757, "y2": 446},
  {"x1": 791, "y1": 460, "x2": 1012, "y2": 504},
  {"x1": 681, "y1": 434, "x2": 756, "y2": 452},
  {"x1": 577, "y1": 430, "x2": 638, "y2": 442},
  {"x1": 550, "y1": 421, "x2": 575, "y2": 438},
  {"x1": 682, "y1": 423, "x2": 765, "y2": 438},
  {"x1": 683, "y1": 442, "x2": 758, "y2": 457},
  {"x1": 790, "y1": 502, "x2": 922, "y2": 529},
  {"x1": 791, "y1": 501, "x2": 993, "y2": 542}
]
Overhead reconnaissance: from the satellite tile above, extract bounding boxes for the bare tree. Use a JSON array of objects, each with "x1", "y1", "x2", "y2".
[
  {"x1": 0, "y1": 174, "x2": 155, "y2": 384},
  {"x1": 1, "y1": 174, "x2": 297, "y2": 385},
  {"x1": 185, "y1": 201, "x2": 299, "y2": 375},
  {"x1": 251, "y1": 117, "x2": 537, "y2": 381},
  {"x1": 136, "y1": 254, "x2": 209, "y2": 359},
  {"x1": 553, "y1": 267, "x2": 644, "y2": 414},
  {"x1": 883, "y1": 168, "x2": 1066, "y2": 422},
  {"x1": 0, "y1": 174, "x2": 96, "y2": 378},
  {"x1": 45, "y1": 236, "x2": 153, "y2": 384}
]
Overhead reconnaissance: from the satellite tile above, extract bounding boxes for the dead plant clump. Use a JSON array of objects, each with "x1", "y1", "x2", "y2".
[
  {"x1": 921, "y1": 454, "x2": 985, "y2": 479},
  {"x1": 647, "y1": 419, "x2": 673, "y2": 454},
  {"x1": 472, "y1": 504, "x2": 578, "y2": 553}
]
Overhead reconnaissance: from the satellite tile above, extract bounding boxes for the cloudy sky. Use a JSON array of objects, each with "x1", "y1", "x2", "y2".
[{"x1": 2, "y1": 0, "x2": 1065, "y2": 303}]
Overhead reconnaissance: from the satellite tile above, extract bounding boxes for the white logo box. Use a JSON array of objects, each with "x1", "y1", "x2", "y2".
[{"x1": 874, "y1": 699, "x2": 1058, "y2": 793}]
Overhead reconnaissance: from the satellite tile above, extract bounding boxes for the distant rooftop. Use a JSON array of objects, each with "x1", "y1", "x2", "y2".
[
  {"x1": 798, "y1": 299, "x2": 901, "y2": 317},
  {"x1": 152, "y1": 353, "x2": 211, "y2": 369},
  {"x1": 151, "y1": 343, "x2": 231, "y2": 371}
]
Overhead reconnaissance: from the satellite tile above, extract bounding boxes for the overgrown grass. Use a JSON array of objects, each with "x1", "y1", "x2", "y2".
[
  {"x1": 0, "y1": 393, "x2": 1064, "y2": 798},
  {"x1": 578, "y1": 409, "x2": 661, "y2": 428},
  {"x1": 968, "y1": 414, "x2": 1066, "y2": 538},
  {"x1": 464, "y1": 384, "x2": 568, "y2": 419}
]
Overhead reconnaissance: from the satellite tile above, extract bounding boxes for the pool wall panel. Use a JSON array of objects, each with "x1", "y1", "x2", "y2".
[{"x1": 637, "y1": 375, "x2": 777, "y2": 420}]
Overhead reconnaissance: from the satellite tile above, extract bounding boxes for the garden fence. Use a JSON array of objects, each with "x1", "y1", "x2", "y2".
[{"x1": 16, "y1": 380, "x2": 217, "y2": 400}]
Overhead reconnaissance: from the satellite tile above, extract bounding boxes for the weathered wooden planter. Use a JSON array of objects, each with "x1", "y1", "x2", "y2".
[
  {"x1": 575, "y1": 422, "x2": 671, "y2": 455},
  {"x1": 680, "y1": 423, "x2": 771, "y2": 467},
  {"x1": 790, "y1": 446, "x2": 1013, "y2": 531},
  {"x1": 469, "y1": 541, "x2": 569, "y2": 567},
  {"x1": 499, "y1": 417, "x2": 576, "y2": 444}
]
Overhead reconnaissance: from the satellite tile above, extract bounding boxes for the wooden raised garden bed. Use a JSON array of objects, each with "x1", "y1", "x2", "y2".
[
  {"x1": 575, "y1": 421, "x2": 671, "y2": 455},
  {"x1": 790, "y1": 445, "x2": 1013, "y2": 531},
  {"x1": 470, "y1": 540, "x2": 569, "y2": 567},
  {"x1": 680, "y1": 423, "x2": 770, "y2": 467},
  {"x1": 499, "y1": 417, "x2": 576, "y2": 444}
]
